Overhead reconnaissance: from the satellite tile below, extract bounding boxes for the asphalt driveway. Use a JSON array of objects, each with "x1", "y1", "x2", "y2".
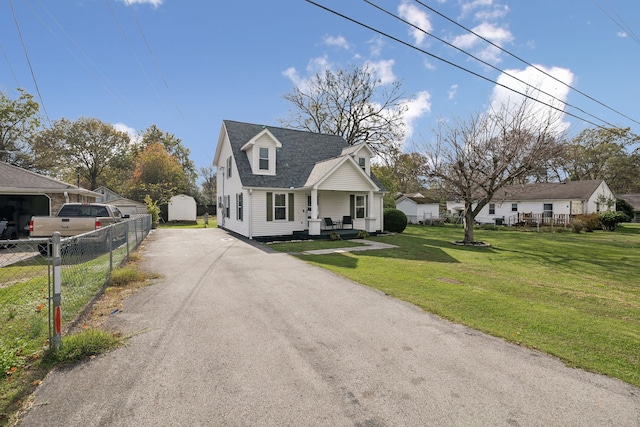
[{"x1": 19, "y1": 228, "x2": 640, "y2": 426}]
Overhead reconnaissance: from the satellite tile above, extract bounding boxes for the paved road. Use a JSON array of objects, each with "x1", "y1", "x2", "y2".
[{"x1": 20, "y1": 228, "x2": 640, "y2": 426}]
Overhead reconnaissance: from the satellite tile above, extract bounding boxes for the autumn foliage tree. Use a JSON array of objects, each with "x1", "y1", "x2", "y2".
[{"x1": 128, "y1": 142, "x2": 187, "y2": 204}]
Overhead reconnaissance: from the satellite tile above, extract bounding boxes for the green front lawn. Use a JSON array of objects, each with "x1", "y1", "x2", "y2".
[{"x1": 281, "y1": 224, "x2": 640, "y2": 387}]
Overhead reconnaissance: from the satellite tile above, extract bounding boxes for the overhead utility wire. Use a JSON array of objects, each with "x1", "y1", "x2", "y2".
[
  {"x1": 125, "y1": 0, "x2": 186, "y2": 124},
  {"x1": 9, "y1": 0, "x2": 50, "y2": 123},
  {"x1": 104, "y1": 0, "x2": 170, "y2": 118},
  {"x1": 363, "y1": 0, "x2": 622, "y2": 131},
  {"x1": 596, "y1": 2, "x2": 640, "y2": 45},
  {"x1": 412, "y1": 0, "x2": 640, "y2": 127},
  {"x1": 305, "y1": 0, "x2": 606, "y2": 130},
  {"x1": 27, "y1": 0, "x2": 142, "y2": 123}
]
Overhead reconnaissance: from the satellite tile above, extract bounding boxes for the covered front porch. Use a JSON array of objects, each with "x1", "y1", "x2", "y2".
[{"x1": 305, "y1": 189, "x2": 382, "y2": 236}]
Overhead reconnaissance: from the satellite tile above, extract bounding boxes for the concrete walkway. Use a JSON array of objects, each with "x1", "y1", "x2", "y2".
[{"x1": 301, "y1": 239, "x2": 397, "y2": 255}]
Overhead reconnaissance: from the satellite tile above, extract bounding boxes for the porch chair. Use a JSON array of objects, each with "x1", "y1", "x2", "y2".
[
  {"x1": 323, "y1": 217, "x2": 338, "y2": 230},
  {"x1": 342, "y1": 215, "x2": 353, "y2": 229}
]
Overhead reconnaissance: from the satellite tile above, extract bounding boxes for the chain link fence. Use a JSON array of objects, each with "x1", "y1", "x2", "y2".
[{"x1": 0, "y1": 215, "x2": 151, "y2": 367}]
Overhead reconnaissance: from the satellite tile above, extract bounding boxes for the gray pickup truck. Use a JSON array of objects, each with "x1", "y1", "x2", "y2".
[{"x1": 29, "y1": 203, "x2": 130, "y2": 254}]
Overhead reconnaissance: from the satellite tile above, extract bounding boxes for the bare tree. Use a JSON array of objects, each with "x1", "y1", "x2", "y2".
[
  {"x1": 423, "y1": 99, "x2": 564, "y2": 244},
  {"x1": 279, "y1": 65, "x2": 409, "y2": 160}
]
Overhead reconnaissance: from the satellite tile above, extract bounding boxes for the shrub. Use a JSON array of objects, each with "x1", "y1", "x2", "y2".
[
  {"x1": 384, "y1": 208, "x2": 408, "y2": 233},
  {"x1": 599, "y1": 211, "x2": 628, "y2": 231},
  {"x1": 356, "y1": 230, "x2": 369, "y2": 239},
  {"x1": 616, "y1": 198, "x2": 634, "y2": 221},
  {"x1": 329, "y1": 232, "x2": 342, "y2": 241},
  {"x1": 573, "y1": 214, "x2": 601, "y2": 232}
]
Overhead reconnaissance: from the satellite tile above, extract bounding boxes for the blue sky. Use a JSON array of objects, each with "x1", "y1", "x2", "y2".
[{"x1": 2, "y1": 0, "x2": 639, "y2": 179}]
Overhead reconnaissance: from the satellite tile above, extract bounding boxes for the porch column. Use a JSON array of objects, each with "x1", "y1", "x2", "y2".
[
  {"x1": 365, "y1": 190, "x2": 376, "y2": 232},
  {"x1": 308, "y1": 188, "x2": 321, "y2": 235}
]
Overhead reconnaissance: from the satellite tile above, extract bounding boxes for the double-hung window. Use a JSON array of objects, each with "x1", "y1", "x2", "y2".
[
  {"x1": 236, "y1": 193, "x2": 243, "y2": 221},
  {"x1": 266, "y1": 192, "x2": 295, "y2": 221},
  {"x1": 226, "y1": 156, "x2": 232, "y2": 178},
  {"x1": 259, "y1": 147, "x2": 269, "y2": 170},
  {"x1": 350, "y1": 194, "x2": 368, "y2": 219},
  {"x1": 511, "y1": 203, "x2": 518, "y2": 212},
  {"x1": 543, "y1": 203, "x2": 553, "y2": 218},
  {"x1": 489, "y1": 203, "x2": 496, "y2": 215}
]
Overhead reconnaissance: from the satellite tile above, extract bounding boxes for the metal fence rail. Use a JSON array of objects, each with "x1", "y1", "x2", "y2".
[{"x1": 0, "y1": 215, "x2": 151, "y2": 359}]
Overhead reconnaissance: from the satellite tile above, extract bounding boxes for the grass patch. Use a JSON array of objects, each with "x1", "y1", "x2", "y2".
[
  {"x1": 45, "y1": 329, "x2": 124, "y2": 365},
  {"x1": 0, "y1": 248, "x2": 156, "y2": 426},
  {"x1": 295, "y1": 224, "x2": 640, "y2": 387},
  {"x1": 158, "y1": 217, "x2": 217, "y2": 229},
  {"x1": 267, "y1": 239, "x2": 365, "y2": 253}
]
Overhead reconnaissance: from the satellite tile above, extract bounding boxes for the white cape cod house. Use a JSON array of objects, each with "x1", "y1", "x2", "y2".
[
  {"x1": 213, "y1": 120, "x2": 386, "y2": 240},
  {"x1": 446, "y1": 179, "x2": 614, "y2": 226}
]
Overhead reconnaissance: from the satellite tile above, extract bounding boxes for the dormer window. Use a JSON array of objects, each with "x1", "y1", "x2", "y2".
[
  {"x1": 240, "y1": 128, "x2": 281, "y2": 176},
  {"x1": 358, "y1": 157, "x2": 366, "y2": 171},
  {"x1": 259, "y1": 147, "x2": 269, "y2": 170}
]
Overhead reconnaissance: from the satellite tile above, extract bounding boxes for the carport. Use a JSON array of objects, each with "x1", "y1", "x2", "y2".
[{"x1": 0, "y1": 162, "x2": 100, "y2": 236}]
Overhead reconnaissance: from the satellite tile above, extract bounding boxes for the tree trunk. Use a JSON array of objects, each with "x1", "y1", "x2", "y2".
[{"x1": 463, "y1": 205, "x2": 475, "y2": 244}]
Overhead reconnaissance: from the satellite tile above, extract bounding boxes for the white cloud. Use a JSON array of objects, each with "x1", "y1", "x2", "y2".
[
  {"x1": 452, "y1": 22, "x2": 513, "y2": 64},
  {"x1": 364, "y1": 59, "x2": 396, "y2": 85},
  {"x1": 113, "y1": 123, "x2": 139, "y2": 143},
  {"x1": 617, "y1": 31, "x2": 628, "y2": 38},
  {"x1": 120, "y1": 0, "x2": 163, "y2": 7},
  {"x1": 324, "y1": 35, "x2": 350, "y2": 49},
  {"x1": 401, "y1": 91, "x2": 432, "y2": 143},
  {"x1": 448, "y1": 84, "x2": 459, "y2": 100},
  {"x1": 489, "y1": 65, "x2": 575, "y2": 133},
  {"x1": 398, "y1": 1, "x2": 433, "y2": 46}
]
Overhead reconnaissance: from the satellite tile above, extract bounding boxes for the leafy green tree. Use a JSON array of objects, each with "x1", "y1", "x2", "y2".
[
  {"x1": 564, "y1": 127, "x2": 640, "y2": 194},
  {"x1": 32, "y1": 117, "x2": 130, "y2": 189},
  {"x1": 199, "y1": 164, "x2": 217, "y2": 206},
  {"x1": 0, "y1": 88, "x2": 41, "y2": 167}
]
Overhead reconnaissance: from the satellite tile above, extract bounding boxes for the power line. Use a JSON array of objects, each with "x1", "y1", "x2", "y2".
[
  {"x1": 411, "y1": 0, "x2": 640, "y2": 127},
  {"x1": 104, "y1": 0, "x2": 170, "y2": 117},
  {"x1": 596, "y1": 2, "x2": 640, "y2": 46},
  {"x1": 124, "y1": 0, "x2": 187, "y2": 124},
  {"x1": 26, "y1": 0, "x2": 142, "y2": 123},
  {"x1": 9, "y1": 0, "x2": 50, "y2": 123},
  {"x1": 0, "y1": 43, "x2": 20, "y2": 87},
  {"x1": 305, "y1": 0, "x2": 607, "y2": 130},
  {"x1": 363, "y1": 0, "x2": 623, "y2": 131}
]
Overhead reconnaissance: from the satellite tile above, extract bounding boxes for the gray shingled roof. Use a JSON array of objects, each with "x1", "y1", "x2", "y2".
[
  {"x1": 492, "y1": 180, "x2": 605, "y2": 201},
  {"x1": 0, "y1": 162, "x2": 99, "y2": 195},
  {"x1": 617, "y1": 194, "x2": 640, "y2": 211},
  {"x1": 224, "y1": 120, "x2": 385, "y2": 190}
]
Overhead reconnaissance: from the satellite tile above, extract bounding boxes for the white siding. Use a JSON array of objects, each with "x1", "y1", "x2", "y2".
[
  {"x1": 396, "y1": 199, "x2": 418, "y2": 218},
  {"x1": 248, "y1": 191, "x2": 306, "y2": 237},
  {"x1": 318, "y1": 162, "x2": 371, "y2": 191}
]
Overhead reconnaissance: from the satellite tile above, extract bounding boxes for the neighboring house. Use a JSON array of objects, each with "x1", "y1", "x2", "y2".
[
  {"x1": 168, "y1": 194, "x2": 197, "y2": 222},
  {"x1": 395, "y1": 194, "x2": 440, "y2": 224},
  {"x1": 0, "y1": 161, "x2": 100, "y2": 234},
  {"x1": 95, "y1": 186, "x2": 147, "y2": 216},
  {"x1": 213, "y1": 120, "x2": 386, "y2": 239},
  {"x1": 446, "y1": 179, "x2": 614, "y2": 226},
  {"x1": 616, "y1": 194, "x2": 640, "y2": 223}
]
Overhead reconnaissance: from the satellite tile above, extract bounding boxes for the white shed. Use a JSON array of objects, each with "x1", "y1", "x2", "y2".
[
  {"x1": 396, "y1": 195, "x2": 440, "y2": 224},
  {"x1": 168, "y1": 194, "x2": 197, "y2": 221}
]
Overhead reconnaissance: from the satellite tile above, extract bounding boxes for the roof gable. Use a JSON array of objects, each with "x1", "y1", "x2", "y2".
[{"x1": 0, "y1": 162, "x2": 99, "y2": 196}]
